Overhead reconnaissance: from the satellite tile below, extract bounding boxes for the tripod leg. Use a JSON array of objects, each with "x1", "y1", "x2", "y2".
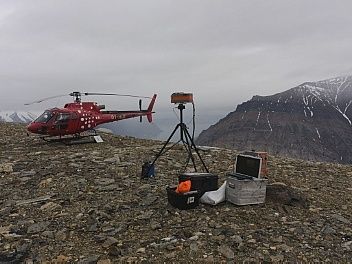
[
  {"x1": 181, "y1": 125, "x2": 197, "y2": 171},
  {"x1": 148, "y1": 124, "x2": 181, "y2": 173},
  {"x1": 183, "y1": 127, "x2": 209, "y2": 172}
]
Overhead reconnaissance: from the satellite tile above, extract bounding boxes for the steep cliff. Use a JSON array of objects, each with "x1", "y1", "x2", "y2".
[{"x1": 197, "y1": 76, "x2": 352, "y2": 164}]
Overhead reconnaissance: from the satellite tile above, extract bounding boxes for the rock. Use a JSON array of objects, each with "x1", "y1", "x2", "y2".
[
  {"x1": 138, "y1": 184, "x2": 152, "y2": 192},
  {"x1": 150, "y1": 221, "x2": 162, "y2": 230},
  {"x1": 272, "y1": 236, "x2": 283, "y2": 243},
  {"x1": 88, "y1": 223, "x2": 98, "y2": 232},
  {"x1": 19, "y1": 177, "x2": 31, "y2": 182},
  {"x1": 104, "y1": 156, "x2": 120, "y2": 163},
  {"x1": 270, "y1": 254, "x2": 284, "y2": 262},
  {"x1": 136, "y1": 247, "x2": 146, "y2": 254},
  {"x1": 165, "y1": 252, "x2": 176, "y2": 259},
  {"x1": 16, "y1": 240, "x2": 32, "y2": 254},
  {"x1": 97, "y1": 260, "x2": 111, "y2": 264},
  {"x1": 189, "y1": 235, "x2": 199, "y2": 241},
  {"x1": 0, "y1": 251, "x2": 27, "y2": 263},
  {"x1": 277, "y1": 244, "x2": 293, "y2": 252},
  {"x1": 232, "y1": 235, "x2": 243, "y2": 244},
  {"x1": 0, "y1": 163, "x2": 13, "y2": 173},
  {"x1": 266, "y1": 182, "x2": 309, "y2": 208},
  {"x1": 55, "y1": 229, "x2": 68, "y2": 241},
  {"x1": 41, "y1": 230, "x2": 55, "y2": 239},
  {"x1": 78, "y1": 255, "x2": 100, "y2": 264},
  {"x1": 53, "y1": 255, "x2": 71, "y2": 263},
  {"x1": 320, "y1": 225, "x2": 336, "y2": 235},
  {"x1": 190, "y1": 242, "x2": 198, "y2": 252},
  {"x1": 136, "y1": 210, "x2": 154, "y2": 220},
  {"x1": 204, "y1": 255, "x2": 215, "y2": 263},
  {"x1": 40, "y1": 202, "x2": 62, "y2": 211},
  {"x1": 342, "y1": 241, "x2": 352, "y2": 250},
  {"x1": 330, "y1": 214, "x2": 350, "y2": 224},
  {"x1": 24, "y1": 259, "x2": 34, "y2": 264},
  {"x1": 27, "y1": 221, "x2": 50, "y2": 234},
  {"x1": 102, "y1": 237, "x2": 119, "y2": 248},
  {"x1": 94, "y1": 178, "x2": 115, "y2": 185},
  {"x1": 218, "y1": 245, "x2": 235, "y2": 259},
  {"x1": 108, "y1": 246, "x2": 123, "y2": 257},
  {"x1": 20, "y1": 170, "x2": 36, "y2": 177},
  {"x1": 141, "y1": 195, "x2": 158, "y2": 206}
]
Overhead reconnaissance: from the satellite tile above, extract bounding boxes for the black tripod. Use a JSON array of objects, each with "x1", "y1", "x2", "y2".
[{"x1": 148, "y1": 103, "x2": 209, "y2": 174}]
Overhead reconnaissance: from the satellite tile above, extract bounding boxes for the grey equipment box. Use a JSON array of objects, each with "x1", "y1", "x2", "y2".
[
  {"x1": 226, "y1": 173, "x2": 267, "y2": 206},
  {"x1": 226, "y1": 154, "x2": 267, "y2": 205}
]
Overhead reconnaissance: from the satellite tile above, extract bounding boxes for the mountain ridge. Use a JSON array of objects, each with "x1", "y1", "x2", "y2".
[{"x1": 197, "y1": 75, "x2": 352, "y2": 164}]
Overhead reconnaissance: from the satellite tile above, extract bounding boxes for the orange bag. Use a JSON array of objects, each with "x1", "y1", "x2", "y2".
[{"x1": 176, "y1": 180, "x2": 191, "y2": 194}]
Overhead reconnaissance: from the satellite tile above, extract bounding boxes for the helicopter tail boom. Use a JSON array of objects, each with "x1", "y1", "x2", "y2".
[
  {"x1": 146, "y1": 94, "x2": 157, "y2": 122},
  {"x1": 99, "y1": 94, "x2": 157, "y2": 123}
]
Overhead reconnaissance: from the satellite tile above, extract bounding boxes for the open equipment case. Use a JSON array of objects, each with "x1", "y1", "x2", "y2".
[{"x1": 226, "y1": 154, "x2": 267, "y2": 205}]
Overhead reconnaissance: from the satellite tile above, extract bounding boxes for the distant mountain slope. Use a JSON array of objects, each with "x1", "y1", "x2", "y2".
[
  {"x1": 197, "y1": 76, "x2": 352, "y2": 164},
  {"x1": 99, "y1": 120, "x2": 162, "y2": 140},
  {"x1": 0, "y1": 111, "x2": 37, "y2": 123}
]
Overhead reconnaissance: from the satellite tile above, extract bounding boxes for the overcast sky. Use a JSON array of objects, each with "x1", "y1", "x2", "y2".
[{"x1": 1, "y1": 0, "x2": 352, "y2": 124}]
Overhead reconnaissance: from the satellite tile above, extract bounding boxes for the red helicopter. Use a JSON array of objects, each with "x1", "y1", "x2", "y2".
[{"x1": 26, "y1": 92, "x2": 157, "y2": 141}]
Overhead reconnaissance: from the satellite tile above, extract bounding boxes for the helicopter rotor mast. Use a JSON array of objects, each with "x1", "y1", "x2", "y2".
[{"x1": 70, "y1": 92, "x2": 82, "y2": 103}]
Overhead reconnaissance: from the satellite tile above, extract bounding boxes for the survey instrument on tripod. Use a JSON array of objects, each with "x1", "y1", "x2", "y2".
[{"x1": 141, "y1": 92, "x2": 208, "y2": 178}]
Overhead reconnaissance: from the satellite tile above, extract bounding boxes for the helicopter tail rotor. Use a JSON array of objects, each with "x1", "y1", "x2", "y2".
[{"x1": 139, "y1": 99, "x2": 142, "y2": 122}]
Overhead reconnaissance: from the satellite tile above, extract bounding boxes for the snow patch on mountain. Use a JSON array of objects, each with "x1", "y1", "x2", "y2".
[{"x1": 0, "y1": 111, "x2": 38, "y2": 123}]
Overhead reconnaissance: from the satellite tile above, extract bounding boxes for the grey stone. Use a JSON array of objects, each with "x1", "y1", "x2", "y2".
[
  {"x1": 94, "y1": 178, "x2": 115, "y2": 185},
  {"x1": 102, "y1": 237, "x2": 119, "y2": 248},
  {"x1": 218, "y1": 245, "x2": 235, "y2": 259},
  {"x1": 232, "y1": 235, "x2": 243, "y2": 244},
  {"x1": 27, "y1": 221, "x2": 50, "y2": 234},
  {"x1": 331, "y1": 214, "x2": 350, "y2": 224},
  {"x1": 41, "y1": 230, "x2": 55, "y2": 239},
  {"x1": 0, "y1": 163, "x2": 13, "y2": 173},
  {"x1": 190, "y1": 242, "x2": 198, "y2": 252},
  {"x1": 20, "y1": 170, "x2": 36, "y2": 177},
  {"x1": 78, "y1": 255, "x2": 100, "y2": 264},
  {"x1": 321, "y1": 225, "x2": 336, "y2": 235},
  {"x1": 136, "y1": 247, "x2": 146, "y2": 254}
]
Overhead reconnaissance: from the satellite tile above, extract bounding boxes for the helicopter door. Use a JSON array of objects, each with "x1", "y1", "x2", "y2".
[
  {"x1": 55, "y1": 113, "x2": 71, "y2": 131},
  {"x1": 69, "y1": 112, "x2": 79, "y2": 132}
]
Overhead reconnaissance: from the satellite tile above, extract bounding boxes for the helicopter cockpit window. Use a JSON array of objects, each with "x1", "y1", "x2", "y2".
[
  {"x1": 55, "y1": 113, "x2": 71, "y2": 130},
  {"x1": 35, "y1": 111, "x2": 53, "y2": 123},
  {"x1": 56, "y1": 113, "x2": 71, "y2": 122}
]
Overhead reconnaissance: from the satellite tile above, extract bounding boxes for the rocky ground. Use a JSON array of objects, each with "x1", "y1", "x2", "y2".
[{"x1": 0, "y1": 123, "x2": 352, "y2": 263}]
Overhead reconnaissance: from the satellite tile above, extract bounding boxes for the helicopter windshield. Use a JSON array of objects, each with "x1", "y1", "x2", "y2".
[{"x1": 35, "y1": 111, "x2": 53, "y2": 123}]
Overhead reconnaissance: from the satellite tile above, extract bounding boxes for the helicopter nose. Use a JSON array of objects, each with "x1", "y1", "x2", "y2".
[{"x1": 27, "y1": 122, "x2": 41, "y2": 133}]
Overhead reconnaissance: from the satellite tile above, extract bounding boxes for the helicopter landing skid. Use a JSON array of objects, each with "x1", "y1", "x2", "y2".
[{"x1": 40, "y1": 130, "x2": 99, "y2": 145}]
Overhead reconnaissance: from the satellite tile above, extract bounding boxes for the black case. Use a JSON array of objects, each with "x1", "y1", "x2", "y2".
[
  {"x1": 178, "y1": 173, "x2": 218, "y2": 195},
  {"x1": 166, "y1": 187, "x2": 199, "y2": 210}
]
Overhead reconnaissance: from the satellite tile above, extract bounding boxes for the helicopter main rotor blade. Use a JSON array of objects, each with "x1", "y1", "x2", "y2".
[
  {"x1": 83, "y1": 93, "x2": 152, "y2": 99},
  {"x1": 24, "y1": 94, "x2": 68, "y2": 105},
  {"x1": 24, "y1": 92, "x2": 153, "y2": 106}
]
